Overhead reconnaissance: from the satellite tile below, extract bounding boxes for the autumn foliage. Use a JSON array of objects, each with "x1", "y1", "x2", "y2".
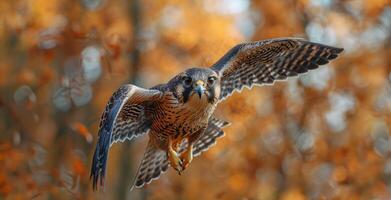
[{"x1": 0, "y1": 0, "x2": 391, "y2": 199}]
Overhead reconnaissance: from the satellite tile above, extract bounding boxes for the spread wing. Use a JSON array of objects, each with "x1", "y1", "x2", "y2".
[
  {"x1": 90, "y1": 84, "x2": 162, "y2": 190},
  {"x1": 211, "y1": 38, "x2": 344, "y2": 101}
]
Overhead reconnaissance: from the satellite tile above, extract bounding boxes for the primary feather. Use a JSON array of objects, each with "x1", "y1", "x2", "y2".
[{"x1": 211, "y1": 38, "x2": 343, "y2": 100}]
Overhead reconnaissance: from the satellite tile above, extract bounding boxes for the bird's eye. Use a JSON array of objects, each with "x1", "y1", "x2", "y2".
[
  {"x1": 182, "y1": 76, "x2": 192, "y2": 86},
  {"x1": 207, "y1": 77, "x2": 216, "y2": 85}
]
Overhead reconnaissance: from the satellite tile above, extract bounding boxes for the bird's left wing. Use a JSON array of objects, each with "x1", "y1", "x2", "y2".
[
  {"x1": 210, "y1": 38, "x2": 343, "y2": 101},
  {"x1": 90, "y1": 84, "x2": 162, "y2": 190}
]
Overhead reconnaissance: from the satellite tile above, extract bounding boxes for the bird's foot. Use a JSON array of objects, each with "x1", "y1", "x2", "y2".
[
  {"x1": 180, "y1": 144, "x2": 193, "y2": 170},
  {"x1": 168, "y1": 149, "x2": 183, "y2": 175},
  {"x1": 168, "y1": 137, "x2": 183, "y2": 175}
]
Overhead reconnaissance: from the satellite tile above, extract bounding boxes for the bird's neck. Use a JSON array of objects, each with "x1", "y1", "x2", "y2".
[{"x1": 179, "y1": 95, "x2": 215, "y2": 118}]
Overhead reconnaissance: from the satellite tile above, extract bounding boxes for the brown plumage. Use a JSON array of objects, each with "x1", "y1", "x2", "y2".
[{"x1": 90, "y1": 38, "x2": 343, "y2": 190}]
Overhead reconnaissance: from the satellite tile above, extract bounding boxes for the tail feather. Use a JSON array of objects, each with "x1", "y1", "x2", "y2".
[{"x1": 131, "y1": 141, "x2": 169, "y2": 190}]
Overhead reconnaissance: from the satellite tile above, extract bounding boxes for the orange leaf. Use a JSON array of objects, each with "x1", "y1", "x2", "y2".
[
  {"x1": 72, "y1": 158, "x2": 86, "y2": 176},
  {"x1": 71, "y1": 122, "x2": 93, "y2": 143}
]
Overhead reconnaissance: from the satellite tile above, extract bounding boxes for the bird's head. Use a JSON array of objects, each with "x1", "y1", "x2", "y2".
[{"x1": 172, "y1": 68, "x2": 220, "y2": 104}]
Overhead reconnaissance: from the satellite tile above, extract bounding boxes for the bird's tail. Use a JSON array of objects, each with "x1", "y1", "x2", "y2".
[{"x1": 131, "y1": 140, "x2": 169, "y2": 190}]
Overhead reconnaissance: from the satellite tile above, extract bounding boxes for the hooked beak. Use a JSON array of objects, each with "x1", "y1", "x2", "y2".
[{"x1": 194, "y1": 80, "x2": 205, "y2": 99}]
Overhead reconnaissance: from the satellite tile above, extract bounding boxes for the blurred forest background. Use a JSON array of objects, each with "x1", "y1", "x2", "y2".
[{"x1": 1, "y1": 0, "x2": 391, "y2": 199}]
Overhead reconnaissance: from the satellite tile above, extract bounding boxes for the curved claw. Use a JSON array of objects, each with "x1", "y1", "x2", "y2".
[
  {"x1": 180, "y1": 144, "x2": 193, "y2": 170},
  {"x1": 168, "y1": 137, "x2": 183, "y2": 174},
  {"x1": 168, "y1": 150, "x2": 183, "y2": 174}
]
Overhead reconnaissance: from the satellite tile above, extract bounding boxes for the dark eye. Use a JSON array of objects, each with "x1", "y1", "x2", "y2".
[
  {"x1": 207, "y1": 76, "x2": 216, "y2": 85},
  {"x1": 182, "y1": 76, "x2": 192, "y2": 86}
]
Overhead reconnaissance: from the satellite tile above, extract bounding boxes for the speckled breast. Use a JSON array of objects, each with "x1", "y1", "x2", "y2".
[{"x1": 149, "y1": 92, "x2": 216, "y2": 148}]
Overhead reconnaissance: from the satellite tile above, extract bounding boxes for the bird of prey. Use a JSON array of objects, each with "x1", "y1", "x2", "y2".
[{"x1": 90, "y1": 38, "x2": 343, "y2": 190}]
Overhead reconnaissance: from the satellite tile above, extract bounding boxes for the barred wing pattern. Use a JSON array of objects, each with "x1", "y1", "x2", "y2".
[
  {"x1": 90, "y1": 84, "x2": 162, "y2": 190},
  {"x1": 192, "y1": 117, "x2": 230, "y2": 157},
  {"x1": 111, "y1": 102, "x2": 151, "y2": 144},
  {"x1": 211, "y1": 38, "x2": 344, "y2": 100},
  {"x1": 179, "y1": 117, "x2": 230, "y2": 156}
]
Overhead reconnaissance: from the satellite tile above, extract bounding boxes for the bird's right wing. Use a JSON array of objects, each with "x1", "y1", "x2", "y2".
[{"x1": 90, "y1": 84, "x2": 163, "y2": 190}]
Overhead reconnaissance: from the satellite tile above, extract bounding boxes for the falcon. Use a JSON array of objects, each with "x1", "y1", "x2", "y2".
[{"x1": 90, "y1": 38, "x2": 343, "y2": 190}]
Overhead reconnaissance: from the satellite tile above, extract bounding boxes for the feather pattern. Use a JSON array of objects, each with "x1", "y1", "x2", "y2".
[
  {"x1": 193, "y1": 117, "x2": 230, "y2": 156},
  {"x1": 211, "y1": 38, "x2": 344, "y2": 100},
  {"x1": 178, "y1": 116, "x2": 230, "y2": 156},
  {"x1": 90, "y1": 85, "x2": 162, "y2": 190},
  {"x1": 131, "y1": 141, "x2": 169, "y2": 190}
]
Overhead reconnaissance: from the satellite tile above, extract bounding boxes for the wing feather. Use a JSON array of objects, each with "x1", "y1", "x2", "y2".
[
  {"x1": 130, "y1": 141, "x2": 169, "y2": 190},
  {"x1": 90, "y1": 84, "x2": 162, "y2": 190},
  {"x1": 178, "y1": 116, "x2": 230, "y2": 157},
  {"x1": 211, "y1": 38, "x2": 344, "y2": 100},
  {"x1": 193, "y1": 117, "x2": 230, "y2": 157}
]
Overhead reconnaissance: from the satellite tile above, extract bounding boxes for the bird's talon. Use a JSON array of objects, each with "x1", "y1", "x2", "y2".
[
  {"x1": 182, "y1": 161, "x2": 190, "y2": 170},
  {"x1": 168, "y1": 139, "x2": 184, "y2": 174},
  {"x1": 180, "y1": 144, "x2": 193, "y2": 170}
]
